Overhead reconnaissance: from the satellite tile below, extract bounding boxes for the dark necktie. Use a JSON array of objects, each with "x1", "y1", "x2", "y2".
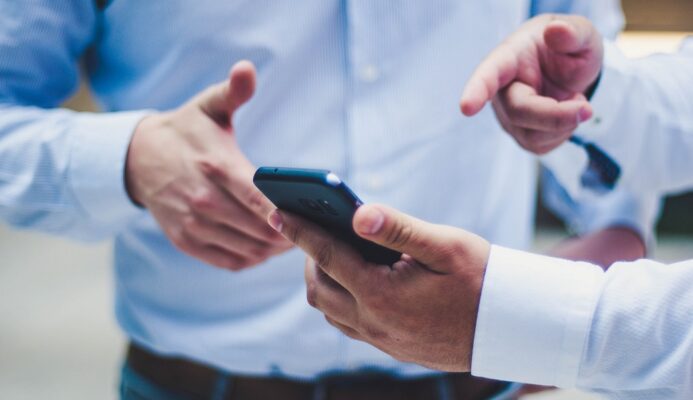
[{"x1": 569, "y1": 135, "x2": 621, "y2": 193}]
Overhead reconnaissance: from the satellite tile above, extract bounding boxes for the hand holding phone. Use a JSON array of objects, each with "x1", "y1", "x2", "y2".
[{"x1": 253, "y1": 167, "x2": 401, "y2": 265}]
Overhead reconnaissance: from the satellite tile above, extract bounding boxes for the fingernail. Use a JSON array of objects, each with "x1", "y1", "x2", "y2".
[
  {"x1": 356, "y1": 207, "x2": 385, "y2": 235},
  {"x1": 268, "y1": 210, "x2": 283, "y2": 232},
  {"x1": 578, "y1": 107, "x2": 592, "y2": 122}
]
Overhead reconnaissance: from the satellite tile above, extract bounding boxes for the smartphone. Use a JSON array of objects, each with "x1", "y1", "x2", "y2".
[{"x1": 253, "y1": 167, "x2": 401, "y2": 265}]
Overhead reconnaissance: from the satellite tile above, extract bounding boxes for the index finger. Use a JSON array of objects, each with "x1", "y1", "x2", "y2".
[
  {"x1": 202, "y1": 156, "x2": 276, "y2": 220},
  {"x1": 460, "y1": 44, "x2": 519, "y2": 117},
  {"x1": 268, "y1": 209, "x2": 371, "y2": 292},
  {"x1": 501, "y1": 81, "x2": 592, "y2": 132}
]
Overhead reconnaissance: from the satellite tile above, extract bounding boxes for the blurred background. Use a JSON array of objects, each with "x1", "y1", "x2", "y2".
[{"x1": 1, "y1": 1, "x2": 692, "y2": 399}]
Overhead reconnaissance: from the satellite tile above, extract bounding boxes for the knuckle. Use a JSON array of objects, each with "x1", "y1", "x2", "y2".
[
  {"x1": 502, "y1": 91, "x2": 524, "y2": 117},
  {"x1": 189, "y1": 188, "x2": 216, "y2": 212},
  {"x1": 361, "y1": 323, "x2": 388, "y2": 342},
  {"x1": 361, "y1": 286, "x2": 386, "y2": 312},
  {"x1": 245, "y1": 243, "x2": 272, "y2": 263},
  {"x1": 512, "y1": 132, "x2": 532, "y2": 152},
  {"x1": 314, "y1": 242, "x2": 334, "y2": 269},
  {"x1": 384, "y1": 220, "x2": 414, "y2": 248},
  {"x1": 503, "y1": 100, "x2": 523, "y2": 121},
  {"x1": 324, "y1": 315, "x2": 336, "y2": 328},
  {"x1": 544, "y1": 13, "x2": 561, "y2": 23},
  {"x1": 251, "y1": 243, "x2": 273, "y2": 260},
  {"x1": 507, "y1": 127, "x2": 525, "y2": 143},
  {"x1": 344, "y1": 331, "x2": 361, "y2": 341},
  {"x1": 534, "y1": 144, "x2": 557, "y2": 155},
  {"x1": 221, "y1": 261, "x2": 242, "y2": 271},
  {"x1": 264, "y1": 229, "x2": 288, "y2": 244},
  {"x1": 283, "y1": 223, "x2": 301, "y2": 245},
  {"x1": 573, "y1": 15, "x2": 590, "y2": 25},
  {"x1": 550, "y1": 114, "x2": 573, "y2": 132},
  {"x1": 505, "y1": 109, "x2": 522, "y2": 124},
  {"x1": 523, "y1": 144, "x2": 540, "y2": 154},
  {"x1": 240, "y1": 185, "x2": 265, "y2": 210},
  {"x1": 530, "y1": 144, "x2": 547, "y2": 154},
  {"x1": 524, "y1": 130, "x2": 563, "y2": 154},
  {"x1": 490, "y1": 98, "x2": 504, "y2": 115},
  {"x1": 197, "y1": 159, "x2": 228, "y2": 180},
  {"x1": 169, "y1": 230, "x2": 190, "y2": 252},
  {"x1": 525, "y1": 129, "x2": 546, "y2": 140},
  {"x1": 220, "y1": 256, "x2": 249, "y2": 271},
  {"x1": 306, "y1": 281, "x2": 319, "y2": 308},
  {"x1": 444, "y1": 237, "x2": 469, "y2": 263},
  {"x1": 181, "y1": 215, "x2": 200, "y2": 233},
  {"x1": 339, "y1": 326, "x2": 361, "y2": 341}
]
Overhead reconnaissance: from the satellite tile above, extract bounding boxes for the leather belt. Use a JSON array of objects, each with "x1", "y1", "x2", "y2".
[{"x1": 125, "y1": 342, "x2": 511, "y2": 400}]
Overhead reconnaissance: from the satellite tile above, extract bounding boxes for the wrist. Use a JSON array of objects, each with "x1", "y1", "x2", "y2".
[
  {"x1": 125, "y1": 113, "x2": 161, "y2": 207},
  {"x1": 550, "y1": 226, "x2": 645, "y2": 269},
  {"x1": 461, "y1": 234, "x2": 492, "y2": 370},
  {"x1": 66, "y1": 110, "x2": 150, "y2": 227}
]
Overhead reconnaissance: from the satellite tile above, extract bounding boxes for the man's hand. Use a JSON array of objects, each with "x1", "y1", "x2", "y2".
[
  {"x1": 125, "y1": 61, "x2": 292, "y2": 270},
  {"x1": 460, "y1": 14, "x2": 603, "y2": 154},
  {"x1": 268, "y1": 204, "x2": 490, "y2": 372}
]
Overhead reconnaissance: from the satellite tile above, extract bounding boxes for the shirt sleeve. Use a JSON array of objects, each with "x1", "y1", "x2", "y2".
[
  {"x1": 471, "y1": 245, "x2": 604, "y2": 387},
  {"x1": 0, "y1": 1, "x2": 148, "y2": 241},
  {"x1": 529, "y1": 1, "x2": 659, "y2": 244},
  {"x1": 547, "y1": 39, "x2": 693, "y2": 197},
  {"x1": 472, "y1": 245, "x2": 693, "y2": 400}
]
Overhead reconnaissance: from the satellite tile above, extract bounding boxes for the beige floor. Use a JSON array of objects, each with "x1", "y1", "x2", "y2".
[{"x1": 1, "y1": 224, "x2": 691, "y2": 400}]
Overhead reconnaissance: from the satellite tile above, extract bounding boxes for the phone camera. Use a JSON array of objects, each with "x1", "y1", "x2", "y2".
[
  {"x1": 320, "y1": 200, "x2": 338, "y2": 216},
  {"x1": 299, "y1": 198, "x2": 324, "y2": 215}
]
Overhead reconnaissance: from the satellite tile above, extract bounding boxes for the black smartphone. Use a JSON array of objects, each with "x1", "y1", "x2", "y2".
[{"x1": 253, "y1": 167, "x2": 401, "y2": 265}]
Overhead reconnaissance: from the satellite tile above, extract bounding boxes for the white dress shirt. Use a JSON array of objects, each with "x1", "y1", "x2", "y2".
[{"x1": 472, "y1": 40, "x2": 693, "y2": 399}]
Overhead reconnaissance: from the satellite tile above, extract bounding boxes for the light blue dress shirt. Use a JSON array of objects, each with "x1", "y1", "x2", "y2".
[{"x1": 0, "y1": 0, "x2": 657, "y2": 381}]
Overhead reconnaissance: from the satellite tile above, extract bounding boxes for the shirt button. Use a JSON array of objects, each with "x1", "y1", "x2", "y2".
[{"x1": 359, "y1": 64, "x2": 380, "y2": 83}]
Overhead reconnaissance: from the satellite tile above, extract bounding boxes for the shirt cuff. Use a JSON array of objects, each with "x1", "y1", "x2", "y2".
[
  {"x1": 68, "y1": 110, "x2": 150, "y2": 227},
  {"x1": 471, "y1": 245, "x2": 605, "y2": 388}
]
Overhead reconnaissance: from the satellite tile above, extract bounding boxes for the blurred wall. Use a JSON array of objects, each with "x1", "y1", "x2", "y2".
[{"x1": 623, "y1": 0, "x2": 693, "y2": 31}]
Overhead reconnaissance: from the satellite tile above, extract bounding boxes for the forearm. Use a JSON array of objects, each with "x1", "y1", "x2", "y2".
[
  {"x1": 0, "y1": 105, "x2": 147, "y2": 241},
  {"x1": 550, "y1": 226, "x2": 644, "y2": 269},
  {"x1": 541, "y1": 168, "x2": 660, "y2": 267},
  {"x1": 0, "y1": 1, "x2": 150, "y2": 240}
]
